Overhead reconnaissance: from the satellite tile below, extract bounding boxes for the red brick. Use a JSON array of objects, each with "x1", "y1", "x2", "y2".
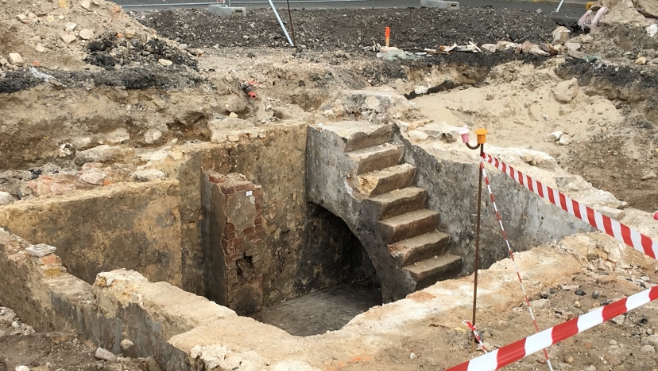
[
  {"x1": 232, "y1": 182, "x2": 253, "y2": 193},
  {"x1": 242, "y1": 227, "x2": 255, "y2": 235},
  {"x1": 223, "y1": 231, "x2": 236, "y2": 240},
  {"x1": 224, "y1": 223, "x2": 235, "y2": 233},
  {"x1": 39, "y1": 254, "x2": 60, "y2": 266},
  {"x1": 220, "y1": 185, "x2": 235, "y2": 195},
  {"x1": 254, "y1": 217, "x2": 263, "y2": 226},
  {"x1": 207, "y1": 173, "x2": 226, "y2": 184}
]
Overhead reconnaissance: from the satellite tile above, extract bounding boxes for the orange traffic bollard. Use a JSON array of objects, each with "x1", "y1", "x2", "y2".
[{"x1": 385, "y1": 26, "x2": 390, "y2": 48}]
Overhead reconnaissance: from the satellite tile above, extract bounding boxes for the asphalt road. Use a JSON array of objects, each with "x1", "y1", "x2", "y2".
[{"x1": 117, "y1": 0, "x2": 585, "y2": 18}]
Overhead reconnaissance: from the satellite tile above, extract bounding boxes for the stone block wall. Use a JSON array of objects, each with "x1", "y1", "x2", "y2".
[{"x1": 203, "y1": 172, "x2": 264, "y2": 315}]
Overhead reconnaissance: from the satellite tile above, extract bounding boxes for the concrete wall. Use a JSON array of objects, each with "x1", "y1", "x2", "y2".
[
  {"x1": 394, "y1": 129, "x2": 594, "y2": 273},
  {"x1": 0, "y1": 180, "x2": 183, "y2": 286}
]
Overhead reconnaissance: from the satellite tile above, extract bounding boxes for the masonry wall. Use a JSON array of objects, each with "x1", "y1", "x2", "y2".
[
  {"x1": 0, "y1": 180, "x2": 183, "y2": 286},
  {"x1": 178, "y1": 124, "x2": 372, "y2": 305}
]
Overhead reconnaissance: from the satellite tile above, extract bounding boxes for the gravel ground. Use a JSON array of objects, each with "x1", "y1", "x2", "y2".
[{"x1": 134, "y1": 7, "x2": 560, "y2": 51}]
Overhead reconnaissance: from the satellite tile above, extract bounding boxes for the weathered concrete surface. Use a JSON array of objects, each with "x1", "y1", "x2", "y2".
[
  {"x1": 0, "y1": 180, "x2": 183, "y2": 286},
  {"x1": 306, "y1": 122, "x2": 417, "y2": 301},
  {"x1": 395, "y1": 124, "x2": 596, "y2": 273}
]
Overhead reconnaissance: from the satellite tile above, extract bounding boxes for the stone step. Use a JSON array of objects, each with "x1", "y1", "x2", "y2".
[
  {"x1": 377, "y1": 209, "x2": 439, "y2": 243},
  {"x1": 367, "y1": 187, "x2": 426, "y2": 220},
  {"x1": 404, "y1": 253, "x2": 463, "y2": 291},
  {"x1": 347, "y1": 143, "x2": 404, "y2": 175},
  {"x1": 389, "y1": 231, "x2": 450, "y2": 266},
  {"x1": 317, "y1": 122, "x2": 393, "y2": 152},
  {"x1": 357, "y1": 164, "x2": 416, "y2": 198}
]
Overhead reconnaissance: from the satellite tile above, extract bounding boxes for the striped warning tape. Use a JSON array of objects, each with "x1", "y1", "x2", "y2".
[
  {"x1": 483, "y1": 153, "x2": 658, "y2": 260},
  {"x1": 480, "y1": 159, "x2": 554, "y2": 370},
  {"x1": 446, "y1": 286, "x2": 658, "y2": 371},
  {"x1": 462, "y1": 320, "x2": 489, "y2": 353}
]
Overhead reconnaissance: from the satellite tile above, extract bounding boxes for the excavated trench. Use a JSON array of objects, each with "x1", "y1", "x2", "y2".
[{"x1": 0, "y1": 59, "x2": 614, "y2": 346}]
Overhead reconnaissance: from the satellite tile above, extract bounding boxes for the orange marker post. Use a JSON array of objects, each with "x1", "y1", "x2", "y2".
[{"x1": 385, "y1": 26, "x2": 390, "y2": 48}]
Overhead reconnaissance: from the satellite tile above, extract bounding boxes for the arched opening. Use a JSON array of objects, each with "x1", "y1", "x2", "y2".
[{"x1": 255, "y1": 203, "x2": 381, "y2": 336}]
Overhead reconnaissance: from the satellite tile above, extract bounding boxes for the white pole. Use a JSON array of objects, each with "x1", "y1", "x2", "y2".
[{"x1": 267, "y1": 0, "x2": 294, "y2": 47}]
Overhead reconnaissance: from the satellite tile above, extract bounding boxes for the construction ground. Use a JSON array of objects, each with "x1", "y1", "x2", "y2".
[{"x1": 1, "y1": 0, "x2": 658, "y2": 370}]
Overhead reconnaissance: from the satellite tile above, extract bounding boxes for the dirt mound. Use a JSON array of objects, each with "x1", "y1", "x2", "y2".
[
  {"x1": 135, "y1": 7, "x2": 558, "y2": 52},
  {"x1": 0, "y1": 0, "x2": 195, "y2": 72}
]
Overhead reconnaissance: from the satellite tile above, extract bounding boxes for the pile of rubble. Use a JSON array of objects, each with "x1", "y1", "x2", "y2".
[{"x1": 0, "y1": 0, "x2": 196, "y2": 73}]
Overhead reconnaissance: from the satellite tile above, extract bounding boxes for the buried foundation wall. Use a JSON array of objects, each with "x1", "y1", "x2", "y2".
[
  {"x1": 394, "y1": 128, "x2": 594, "y2": 273},
  {"x1": 175, "y1": 123, "x2": 373, "y2": 305},
  {"x1": 0, "y1": 180, "x2": 183, "y2": 286}
]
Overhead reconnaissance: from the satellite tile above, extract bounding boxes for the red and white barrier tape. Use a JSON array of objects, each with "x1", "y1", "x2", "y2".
[
  {"x1": 480, "y1": 159, "x2": 554, "y2": 370},
  {"x1": 463, "y1": 320, "x2": 489, "y2": 353},
  {"x1": 446, "y1": 286, "x2": 658, "y2": 371},
  {"x1": 483, "y1": 153, "x2": 658, "y2": 260}
]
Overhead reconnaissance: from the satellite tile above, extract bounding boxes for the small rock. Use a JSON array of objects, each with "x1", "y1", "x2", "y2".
[
  {"x1": 35, "y1": 44, "x2": 46, "y2": 53},
  {"x1": 80, "y1": 0, "x2": 91, "y2": 9},
  {"x1": 558, "y1": 134, "x2": 573, "y2": 145},
  {"x1": 79, "y1": 168, "x2": 106, "y2": 185},
  {"x1": 15, "y1": 366, "x2": 29, "y2": 371},
  {"x1": 636, "y1": 56, "x2": 648, "y2": 65},
  {"x1": 598, "y1": 206, "x2": 625, "y2": 220},
  {"x1": 16, "y1": 14, "x2": 28, "y2": 23},
  {"x1": 540, "y1": 290, "x2": 551, "y2": 299},
  {"x1": 143, "y1": 128, "x2": 162, "y2": 144},
  {"x1": 552, "y1": 26, "x2": 571, "y2": 43},
  {"x1": 580, "y1": 34, "x2": 593, "y2": 43},
  {"x1": 561, "y1": 285, "x2": 579, "y2": 291},
  {"x1": 95, "y1": 347, "x2": 118, "y2": 362},
  {"x1": 640, "y1": 344, "x2": 655, "y2": 353},
  {"x1": 158, "y1": 59, "x2": 173, "y2": 67},
  {"x1": 79, "y1": 29, "x2": 94, "y2": 40},
  {"x1": 564, "y1": 42, "x2": 581, "y2": 51},
  {"x1": 11, "y1": 321, "x2": 20, "y2": 329},
  {"x1": 574, "y1": 301, "x2": 581, "y2": 308},
  {"x1": 8, "y1": 53, "x2": 23, "y2": 66},
  {"x1": 564, "y1": 356, "x2": 573, "y2": 363},
  {"x1": 575, "y1": 289, "x2": 586, "y2": 296},
  {"x1": 132, "y1": 169, "x2": 166, "y2": 182},
  {"x1": 125, "y1": 29, "x2": 136, "y2": 39},
  {"x1": 611, "y1": 315, "x2": 625, "y2": 325},
  {"x1": 592, "y1": 291, "x2": 600, "y2": 299},
  {"x1": 65, "y1": 22, "x2": 77, "y2": 32},
  {"x1": 103, "y1": 128, "x2": 130, "y2": 144},
  {"x1": 0, "y1": 191, "x2": 16, "y2": 205},
  {"x1": 61, "y1": 33, "x2": 77, "y2": 44},
  {"x1": 409, "y1": 352, "x2": 417, "y2": 360},
  {"x1": 545, "y1": 131, "x2": 563, "y2": 142},
  {"x1": 585, "y1": 365, "x2": 596, "y2": 371},
  {"x1": 120, "y1": 339, "x2": 137, "y2": 358},
  {"x1": 604, "y1": 353, "x2": 623, "y2": 366},
  {"x1": 646, "y1": 334, "x2": 658, "y2": 346},
  {"x1": 530, "y1": 298, "x2": 550, "y2": 309},
  {"x1": 641, "y1": 171, "x2": 657, "y2": 180},
  {"x1": 609, "y1": 340, "x2": 617, "y2": 345},
  {"x1": 553, "y1": 78, "x2": 579, "y2": 103},
  {"x1": 536, "y1": 8, "x2": 543, "y2": 14},
  {"x1": 229, "y1": 112, "x2": 239, "y2": 118},
  {"x1": 0, "y1": 329, "x2": 5, "y2": 338}
]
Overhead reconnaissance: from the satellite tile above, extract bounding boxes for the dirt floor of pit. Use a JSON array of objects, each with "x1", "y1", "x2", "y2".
[
  {"x1": 0, "y1": 306, "x2": 148, "y2": 371},
  {"x1": 255, "y1": 283, "x2": 382, "y2": 336}
]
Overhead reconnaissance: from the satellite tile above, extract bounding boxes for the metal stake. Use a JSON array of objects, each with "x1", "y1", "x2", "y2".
[
  {"x1": 459, "y1": 127, "x2": 488, "y2": 352},
  {"x1": 285, "y1": 0, "x2": 296, "y2": 46},
  {"x1": 267, "y1": 0, "x2": 294, "y2": 47},
  {"x1": 471, "y1": 143, "x2": 484, "y2": 351}
]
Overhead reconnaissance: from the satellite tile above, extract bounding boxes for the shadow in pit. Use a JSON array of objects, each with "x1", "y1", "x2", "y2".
[{"x1": 252, "y1": 203, "x2": 382, "y2": 336}]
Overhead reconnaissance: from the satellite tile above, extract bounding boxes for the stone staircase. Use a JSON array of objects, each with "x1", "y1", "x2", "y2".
[{"x1": 307, "y1": 122, "x2": 463, "y2": 300}]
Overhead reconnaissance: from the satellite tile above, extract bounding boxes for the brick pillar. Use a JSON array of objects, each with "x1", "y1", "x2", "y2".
[{"x1": 203, "y1": 172, "x2": 264, "y2": 315}]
